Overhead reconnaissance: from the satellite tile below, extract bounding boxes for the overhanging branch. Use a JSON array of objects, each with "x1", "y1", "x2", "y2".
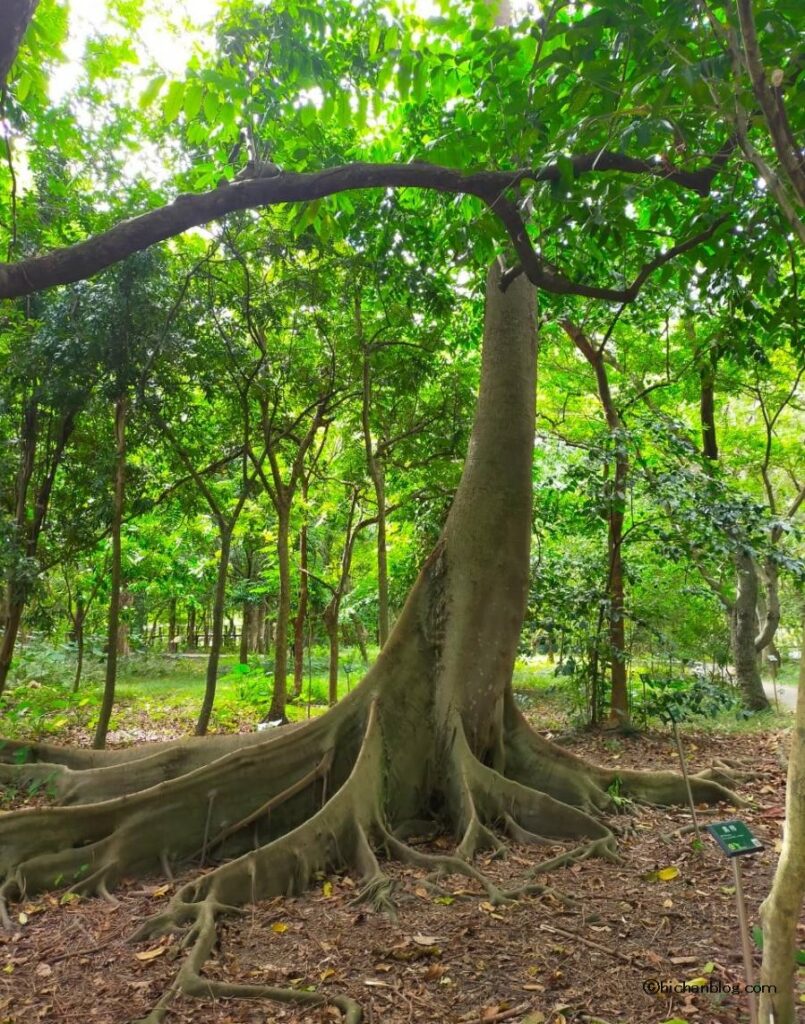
[{"x1": 0, "y1": 147, "x2": 733, "y2": 300}]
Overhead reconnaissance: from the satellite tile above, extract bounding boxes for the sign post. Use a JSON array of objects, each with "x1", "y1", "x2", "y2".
[{"x1": 706, "y1": 820, "x2": 763, "y2": 1024}]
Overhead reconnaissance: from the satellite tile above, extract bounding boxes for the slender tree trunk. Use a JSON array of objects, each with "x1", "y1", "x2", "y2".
[
  {"x1": 117, "y1": 590, "x2": 132, "y2": 656},
  {"x1": 0, "y1": 602, "x2": 23, "y2": 695},
  {"x1": 266, "y1": 506, "x2": 291, "y2": 721},
  {"x1": 167, "y1": 597, "x2": 177, "y2": 653},
  {"x1": 93, "y1": 396, "x2": 127, "y2": 750},
  {"x1": 759, "y1": 607, "x2": 805, "y2": 1023},
  {"x1": 374, "y1": 465, "x2": 390, "y2": 646},
  {"x1": 324, "y1": 601, "x2": 340, "y2": 706},
  {"x1": 238, "y1": 602, "x2": 250, "y2": 665},
  {"x1": 355, "y1": 617, "x2": 369, "y2": 666},
  {"x1": 700, "y1": 356, "x2": 719, "y2": 461},
  {"x1": 293, "y1": 504, "x2": 309, "y2": 697},
  {"x1": 72, "y1": 602, "x2": 85, "y2": 693},
  {"x1": 731, "y1": 551, "x2": 770, "y2": 711},
  {"x1": 196, "y1": 527, "x2": 233, "y2": 736},
  {"x1": 361, "y1": 351, "x2": 390, "y2": 647},
  {"x1": 607, "y1": 454, "x2": 628, "y2": 726},
  {"x1": 186, "y1": 605, "x2": 196, "y2": 648},
  {"x1": 755, "y1": 556, "x2": 781, "y2": 655},
  {"x1": 255, "y1": 598, "x2": 266, "y2": 653},
  {"x1": 560, "y1": 321, "x2": 629, "y2": 726}
]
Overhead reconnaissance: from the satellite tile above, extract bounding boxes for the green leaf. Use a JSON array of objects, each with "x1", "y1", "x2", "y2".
[
  {"x1": 139, "y1": 74, "x2": 166, "y2": 109},
  {"x1": 163, "y1": 81, "x2": 186, "y2": 123},
  {"x1": 15, "y1": 71, "x2": 32, "y2": 103},
  {"x1": 183, "y1": 84, "x2": 204, "y2": 119},
  {"x1": 202, "y1": 90, "x2": 219, "y2": 121},
  {"x1": 368, "y1": 26, "x2": 381, "y2": 57},
  {"x1": 384, "y1": 26, "x2": 399, "y2": 51}
]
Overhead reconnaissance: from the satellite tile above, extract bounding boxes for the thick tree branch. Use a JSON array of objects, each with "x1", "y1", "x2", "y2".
[
  {"x1": 501, "y1": 216, "x2": 728, "y2": 298},
  {"x1": 0, "y1": 149, "x2": 733, "y2": 300},
  {"x1": 0, "y1": 0, "x2": 39, "y2": 88},
  {"x1": 735, "y1": 0, "x2": 805, "y2": 205}
]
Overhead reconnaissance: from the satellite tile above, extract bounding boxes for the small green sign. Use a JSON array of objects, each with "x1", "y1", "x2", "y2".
[{"x1": 707, "y1": 820, "x2": 763, "y2": 858}]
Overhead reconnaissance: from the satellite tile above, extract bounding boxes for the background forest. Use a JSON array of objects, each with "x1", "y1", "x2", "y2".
[{"x1": 0, "y1": 0, "x2": 803, "y2": 1022}]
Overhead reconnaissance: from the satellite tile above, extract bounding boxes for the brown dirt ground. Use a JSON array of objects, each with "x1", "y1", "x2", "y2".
[{"x1": 1, "y1": 724, "x2": 803, "y2": 1024}]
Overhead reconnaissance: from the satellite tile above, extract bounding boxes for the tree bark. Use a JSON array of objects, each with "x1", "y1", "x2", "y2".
[
  {"x1": 93, "y1": 395, "x2": 127, "y2": 750},
  {"x1": 731, "y1": 550, "x2": 770, "y2": 711},
  {"x1": 324, "y1": 601, "x2": 340, "y2": 707},
  {"x1": 267, "y1": 505, "x2": 291, "y2": 722},
  {"x1": 0, "y1": 0, "x2": 39, "y2": 87},
  {"x1": 559, "y1": 321, "x2": 629, "y2": 727},
  {"x1": 292, "y1": 511, "x2": 308, "y2": 697},
  {"x1": 167, "y1": 597, "x2": 177, "y2": 653},
  {"x1": 755, "y1": 556, "x2": 781, "y2": 656},
  {"x1": 361, "y1": 350, "x2": 390, "y2": 647},
  {"x1": 196, "y1": 527, "x2": 233, "y2": 736},
  {"x1": 0, "y1": 401, "x2": 76, "y2": 694},
  {"x1": 699, "y1": 355, "x2": 719, "y2": 461},
  {"x1": 238, "y1": 602, "x2": 250, "y2": 665},
  {"x1": 72, "y1": 598, "x2": 85, "y2": 693},
  {"x1": 759, "y1": 606, "x2": 805, "y2": 1023}
]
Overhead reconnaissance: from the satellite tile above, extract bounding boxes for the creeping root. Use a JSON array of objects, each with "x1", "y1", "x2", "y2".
[{"x1": 0, "y1": 694, "x2": 741, "y2": 1023}]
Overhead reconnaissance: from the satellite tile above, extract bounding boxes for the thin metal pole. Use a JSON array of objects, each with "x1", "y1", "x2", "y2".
[
  {"x1": 671, "y1": 719, "x2": 700, "y2": 842},
  {"x1": 732, "y1": 856, "x2": 758, "y2": 1024}
]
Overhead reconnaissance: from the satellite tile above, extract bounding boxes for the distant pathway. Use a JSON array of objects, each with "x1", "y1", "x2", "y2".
[{"x1": 764, "y1": 679, "x2": 799, "y2": 711}]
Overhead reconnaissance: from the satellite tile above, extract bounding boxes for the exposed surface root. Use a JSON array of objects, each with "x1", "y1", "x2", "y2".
[{"x1": 0, "y1": 691, "x2": 742, "y2": 1023}]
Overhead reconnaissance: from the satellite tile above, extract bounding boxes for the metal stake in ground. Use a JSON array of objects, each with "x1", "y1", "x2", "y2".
[
  {"x1": 706, "y1": 820, "x2": 764, "y2": 1024},
  {"x1": 670, "y1": 715, "x2": 700, "y2": 842}
]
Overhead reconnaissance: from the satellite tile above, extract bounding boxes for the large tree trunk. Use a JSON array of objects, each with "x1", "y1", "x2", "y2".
[
  {"x1": 731, "y1": 551, "x2": 771, "y2": 711},
  {"x1": 0, "y1": 0, "x2": 39, "y2": 87},
  {"x1": 93, "y1": 396, "x2": 127, "y2": 750},
  {"x1": 0, "y1": 266, "x2": 739, "y2": 1022},
  {"x1": 758, "y1": 608, "x2": 805, "y2": 1024},
  {"x1": 195, "y1": 527, "x2": 233, "y2": 735}
]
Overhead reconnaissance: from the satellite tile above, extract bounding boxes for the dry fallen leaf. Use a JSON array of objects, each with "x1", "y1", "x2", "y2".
[
  {"x1": 412, "y1": 933, "x2": 440, "y2": 946},
  {"x1": 134, "y1": 946, "x2": 166, "y2": 962}
]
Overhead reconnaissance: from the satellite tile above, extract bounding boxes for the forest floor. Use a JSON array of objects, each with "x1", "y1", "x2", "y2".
[{"x1": 1, "y1": 681, "x2": 801, "y2": 1024}]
